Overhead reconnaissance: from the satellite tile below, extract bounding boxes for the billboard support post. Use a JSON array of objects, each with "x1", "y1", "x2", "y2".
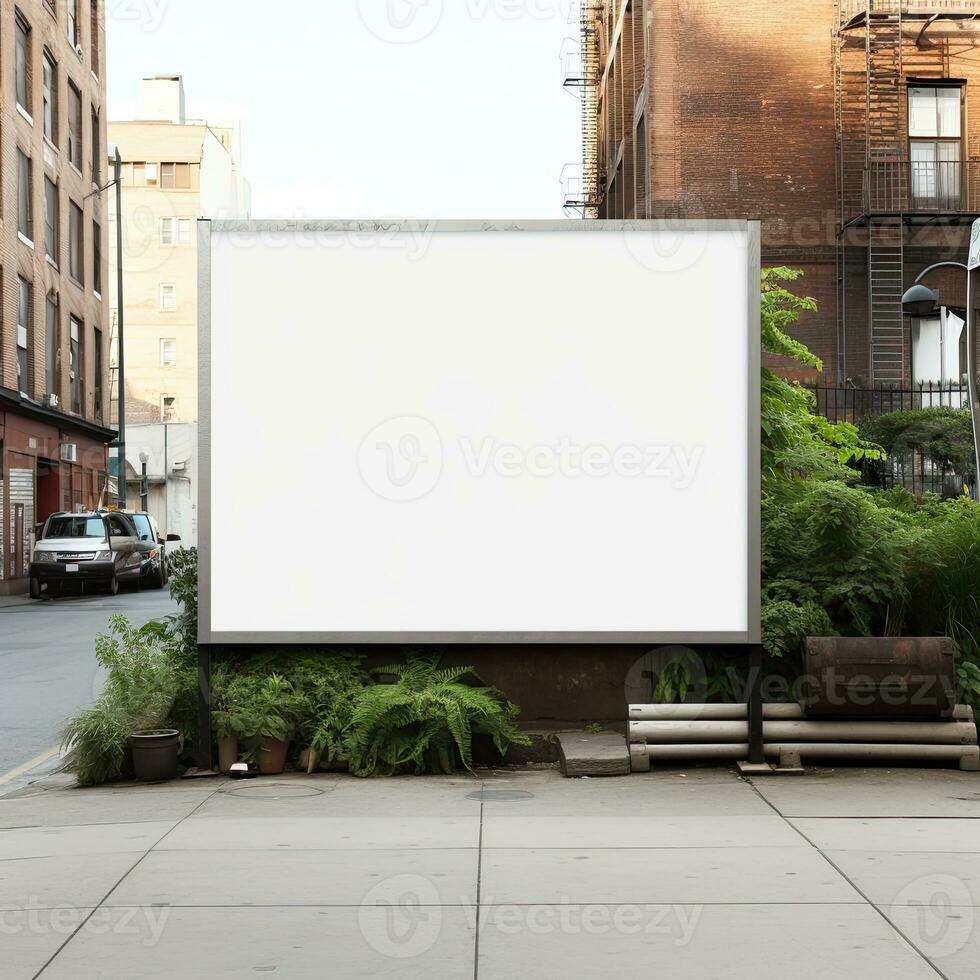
[{"x1": 195, "y1": 643, "x2": 212, "y2": 770}]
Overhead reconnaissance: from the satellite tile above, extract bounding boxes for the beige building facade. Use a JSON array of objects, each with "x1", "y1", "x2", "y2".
[
  {"x1": 108, "y1": 75, "x2": 250, "y2": 427},
  {"x1": 0, "y1": 0, "x2": 112, "y2": 594}
]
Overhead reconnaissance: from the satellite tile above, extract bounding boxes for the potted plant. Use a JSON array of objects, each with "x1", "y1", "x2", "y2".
[
  {"x1": 237, "y1": 675, "x2": 307, "y2": 775},
  {"x1": 129, "y1": 729, "x2": 181, "y2": 781}
]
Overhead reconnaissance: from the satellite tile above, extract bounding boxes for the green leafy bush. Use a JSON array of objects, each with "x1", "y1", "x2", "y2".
[
  {"x1": 62, "y1": 616, "x2": 194, "y2": 786},
  {"x1": 861, "y1": 407, "x2": 977, "y2": 484},
  {"x1": 344, "y1": 656, "x2": 529, "y2": 776}
]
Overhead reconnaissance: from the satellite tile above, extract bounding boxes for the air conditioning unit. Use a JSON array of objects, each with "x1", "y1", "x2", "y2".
[
  {"x1": 60, "y1": 443, "x2": 78, "y2": 463},
  {"x1": 43, "y1": 393, "x2": 59, "y2": 409}
]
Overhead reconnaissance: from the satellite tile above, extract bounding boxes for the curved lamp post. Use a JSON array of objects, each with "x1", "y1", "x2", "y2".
[{"x1": 901, "y1": 261, "x2": 980, "y2": 495}]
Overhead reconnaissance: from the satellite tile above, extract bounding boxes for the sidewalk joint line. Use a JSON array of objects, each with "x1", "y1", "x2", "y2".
[
  {"x1": 742, "y1": 776, "x2": 950, "y2": 980},
  {"x1": 473, "y1": 782, "x2": 485, "y2": 980},
  {"x1": 32, "y1": 783, "x2": 224, "y2": 979}
]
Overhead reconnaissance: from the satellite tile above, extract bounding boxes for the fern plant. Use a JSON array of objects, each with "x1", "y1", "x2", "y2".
[{"x1": 343, "y1": 655, "x2": 529, "y2": 776}]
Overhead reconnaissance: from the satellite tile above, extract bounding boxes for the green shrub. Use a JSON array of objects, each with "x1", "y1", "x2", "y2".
[
  {"x1": 861, "y1": 407, "x2": 977, "y2": 484},
  {"x1": 762, "y1": 480, "x2": 919, "y2": 663},
  {"x1": 62, "y1": 616, "x2": 194, "y2": 786},
  {"x1": 344, "y1": 655, "x2": 529, "y2": 776}
]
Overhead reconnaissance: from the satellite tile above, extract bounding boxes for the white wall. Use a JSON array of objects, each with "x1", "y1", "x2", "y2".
[{"x1": 125, "y1": 423, "x2": 198, "y2": 547}]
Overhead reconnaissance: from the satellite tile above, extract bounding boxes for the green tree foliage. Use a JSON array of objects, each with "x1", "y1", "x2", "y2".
[{"x1": 761, "y1": 268, "x2": 883, "y2": 489}]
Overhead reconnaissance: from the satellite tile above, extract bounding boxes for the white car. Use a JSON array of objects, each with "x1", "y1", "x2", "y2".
[{"x1": 30, "y1": 512, "x2": 167, "y2": 598}]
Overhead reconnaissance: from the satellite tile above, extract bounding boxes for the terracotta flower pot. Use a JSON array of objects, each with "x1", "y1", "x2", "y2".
[
  {"x1": 218, "y1": 736, "x2": 239, "y2": 774},
  {"x1": 258, "y1": 737, "x2": 290, "y2": 775}
]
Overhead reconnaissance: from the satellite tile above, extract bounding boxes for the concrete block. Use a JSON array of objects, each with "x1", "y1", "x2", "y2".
[{"x1": 556, "y1": 733, "x2": 630, "y2": 778}]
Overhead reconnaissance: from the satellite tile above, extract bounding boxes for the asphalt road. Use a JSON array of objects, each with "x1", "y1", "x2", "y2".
[{"x1": 0, "y1": 587, "x2": 179, "y2": 781}]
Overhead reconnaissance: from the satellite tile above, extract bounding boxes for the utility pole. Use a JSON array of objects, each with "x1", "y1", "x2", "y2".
[{"x1": 114, "y1": 146, "x2": 127, "y2": 509}]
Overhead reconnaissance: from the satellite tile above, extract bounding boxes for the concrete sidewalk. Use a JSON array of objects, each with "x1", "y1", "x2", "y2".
[{"x1": 1, "y1": 767, "x2": 978, "y2": 979}]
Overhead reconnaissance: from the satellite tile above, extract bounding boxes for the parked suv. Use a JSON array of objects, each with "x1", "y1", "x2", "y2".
[{"x1": 30, "y1": 512, "x2": 168, "y2": 599}]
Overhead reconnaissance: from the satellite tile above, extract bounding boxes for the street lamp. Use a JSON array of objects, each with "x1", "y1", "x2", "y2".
[{"x1": 901, "y1": 260, "x2": 980, "y2": 494}]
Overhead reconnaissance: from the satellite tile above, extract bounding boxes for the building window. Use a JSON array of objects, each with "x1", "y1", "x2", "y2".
[
  {"x1": 160, "y1": 162, "x2": 191, "y2": 190},
  {"x1": 17, "y1": 278, "x2": 32, "y2": 395},
  {"x1": 144, "y1": 162, "x2": 159, "y2": 184},
  {"x1": 70, "y1": 200, "x2": 84, "y2": 283},
  {"x1": 90, "y1": 0, "x2": 100, "y2": 76},
  {"x1": 93, "y1": 219, "x2": 102, "y2": 294},
  {"x1": 68, "y1": 81, "x2": 83, "y2": 170},
  {"x1": 67, "y1": 0, "x2": 79, "y2": 47},
  {"x1": 909, "y1": 86, "x2": 962, "y2": 209},
  {"x1": 45, "y1": 177, "x2": 59, "y2": 261},
  {"x1": 43, "y1": 51, "x2": 57, "y2": 143},
  {"x1": 15, "y1": 12, "x2": 32, "y2": 117},
  {"x1": 161, "y1": 395, "x2": 176, "y2": 422},
  {"x1": 160, "y1": 283, "x2": 177, "y2": 311},
  {"x1": 45, "y1": 294, "x2": 59, "y2": 397},
  {"x1": 160, "y1": 217, "x2": 192, "y2": 245},
  {"x1": 70, "y1": 315, "x2": 83, "y2": 413},
  {"x1": 160, "y1": 338, "x2": 177, "y2": 366},
  {"x1": 94, "y1": 326, "x2": 103, "y2": 423},
  {"x1": 91, "y1": 107, "x2": 101, "y2": 186},
  {"x1": 18, "y1": 149, "x2": 33, "y2": 244}
]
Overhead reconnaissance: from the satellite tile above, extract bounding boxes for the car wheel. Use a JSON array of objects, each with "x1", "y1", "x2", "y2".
[
  {"x1": 108, "y1": 574, "x2": 120, "y2": 596},
  {"x1": 146, "y1": 562, "x2": 166, "y2": 590},
  {"x1": 29, "y1": 577, "x2": 42, "y2": 600}
]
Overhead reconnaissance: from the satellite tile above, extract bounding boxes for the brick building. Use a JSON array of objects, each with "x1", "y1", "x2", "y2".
[
  {"x1": 568, "y1": 0, "x2": 980, "y2": 393},
  {"x1": 0, "y1": 0, "x2": 112, "y2": 595}
]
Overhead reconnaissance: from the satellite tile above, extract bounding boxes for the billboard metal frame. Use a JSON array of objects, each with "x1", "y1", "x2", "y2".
[{"x1": 198, "y1": 220, "x2": 761, "y2": 647}]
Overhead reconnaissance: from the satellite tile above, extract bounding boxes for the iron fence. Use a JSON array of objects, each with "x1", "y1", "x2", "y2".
[{"x1": 807, "y1": 382, "x2": 977, "y2": 500}]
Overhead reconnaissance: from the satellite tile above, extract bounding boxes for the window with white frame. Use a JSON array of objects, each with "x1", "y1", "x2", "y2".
[
  {"x1": 160, "y1": 338, "x2": 177, "y2": 366},
  {"x1": 160, "y1": 284, "x2": 176, "y2": 311},
  {"x1": 909, "y1": 86, "x2": 962, "y2": 209},
  {"x1": 160, "y1": 217, "x2": 192, "y2": 246}
]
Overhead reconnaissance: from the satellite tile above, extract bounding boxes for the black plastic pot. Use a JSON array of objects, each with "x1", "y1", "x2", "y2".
[{"x1": 129, "y1": 730, "x2": 180, "y2": 782}]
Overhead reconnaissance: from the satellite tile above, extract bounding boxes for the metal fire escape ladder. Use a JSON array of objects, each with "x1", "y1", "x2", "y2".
[
  {"x1": 564, "y1": 3, "x2": 604, "y2": 216},
  {"x1": 867, "y1": 1, "x2": 907, "y2": 385}
]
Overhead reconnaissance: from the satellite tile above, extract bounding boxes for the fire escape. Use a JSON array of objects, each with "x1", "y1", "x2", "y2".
[
  {"x1": 563, "y1": 2, "x2": 604, "y2": 217},
  {"x1": 836, "y1": 0, "x2": 980, "y2": 385}
]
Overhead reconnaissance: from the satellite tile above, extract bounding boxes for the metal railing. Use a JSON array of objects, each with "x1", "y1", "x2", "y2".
[
  {"x1": 864, "y1": 160, "x2": 980, "y2": 214},
  {"x1": 810, "y1": 381, "x2": 970, "y2": 425},
  {"x1": 841, "y1": 0, "x2": 980, "y2": 23},
  {"x1": 808, "y1": 382, "x2": 977, "y2": 499}
]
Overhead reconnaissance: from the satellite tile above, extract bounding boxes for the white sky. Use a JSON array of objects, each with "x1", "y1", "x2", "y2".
[{"x1": 106, "y1": 0, "x2": 582, "y2": 219}]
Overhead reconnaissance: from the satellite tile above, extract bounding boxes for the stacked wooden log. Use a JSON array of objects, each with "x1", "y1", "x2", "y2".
[{"x1": 628, "y1": 703, "x2": 980, "y2": 772}]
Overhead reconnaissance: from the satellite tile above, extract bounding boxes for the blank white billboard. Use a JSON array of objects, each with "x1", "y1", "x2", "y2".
[{"x1": 200, "y1": 221, "x2": 760, "y2": 643}]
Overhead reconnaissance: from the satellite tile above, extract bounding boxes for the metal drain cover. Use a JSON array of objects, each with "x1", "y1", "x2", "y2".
[
  {"x1": 221, "y1": 782, "x2": 328, "y2": 800},
  {"x1": 466, "y1": 789, "x2": 534, "y2": 802}
]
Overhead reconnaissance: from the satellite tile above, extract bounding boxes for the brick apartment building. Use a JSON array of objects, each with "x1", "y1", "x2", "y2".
[
  {"x1": 0, "y1": 0, "x2": 112, "y2": 594},
  {"x1": 567, "y1": 0, "x2": 980, "y2": 395}
]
